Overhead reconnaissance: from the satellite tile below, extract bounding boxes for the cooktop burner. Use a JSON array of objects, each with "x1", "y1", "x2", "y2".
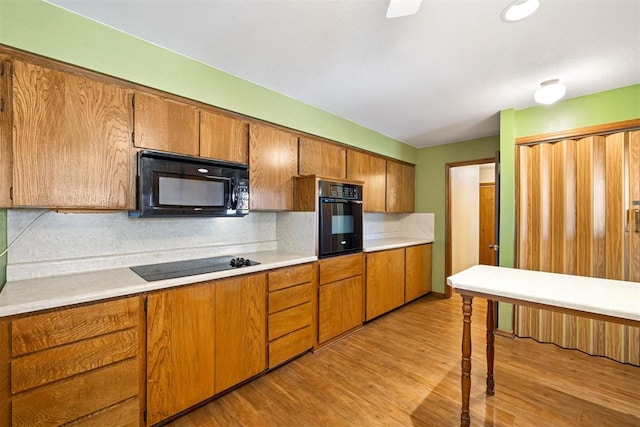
[{"x1": 130, "y1": 256, "x2": 260, "y2": 282}]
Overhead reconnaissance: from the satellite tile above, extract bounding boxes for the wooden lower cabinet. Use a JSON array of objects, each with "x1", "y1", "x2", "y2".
[
  {"x1": 267, "y1": 264, "x2": 314, "y2": 368},
  {"x1": 365, "y1": 243, "x2": 433, "y2": 321},
  {"x1": 318, "y1": 253, "x2": 364, "y2": 344},
  {"x1": 405, "y1": 243, "x2": 433, "y2": 302},
  {"x1": 1, "y1": 296, "x2": 144, "y2": 427},
  {"x1": 365, "y1": 248, "x2": 405, "y2": 321},
  {"x1": 146, "y1": 283, "x2": 215, "y2": 426},
  {"x1": 215, "y1": 274, "x2": 267, "y2": 392}
]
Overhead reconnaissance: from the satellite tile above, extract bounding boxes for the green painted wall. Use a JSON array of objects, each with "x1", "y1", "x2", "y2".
[
  {"x1": 415, "y1": 135, "x2": 500, "y2": 293},
  {"x1": 497, "y1": 84, "x2": 640, "y2": 332}
]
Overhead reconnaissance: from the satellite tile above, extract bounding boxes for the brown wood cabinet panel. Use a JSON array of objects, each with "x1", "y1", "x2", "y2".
[
  {"x1": 365, "y1": 248, "x2": 405, "y2": 321},
  {"x1": 215, "y1": 274, "x2": 266, "y2": 393},
  {"x1": 0, "y1": 319, "x2": 9, "y2": 427},
  {"x1": 249, "y1": 123, "x2": 298, "y2": 210},
  {"x1": 268, "y1": 263, "x2": 313, "y2": 292},
  {"x1": 405, "y1": 244, "x2": 432, "y2": 302},
  {"x1": 341, "y1": 275, "x2": 364, "y2": 332},
  {"x1": 401, "y1": 163, "x2": 415, "y2": 212},
  {"x1": 385, "y1": 160, "x2": 402, "y2": 212},
  {"x1": 67, "y1": 397, "x2": 139, "y2": 427},
  {"x1": 11, "y1": 328, "x2": 137, "y2": 393},
  {"x1": 346, "y1": 150, "x2": 386, "y2": 212},
  {"x1": 146, "y1": 283, "x2": 215, "y2": 426},
  {"x1": 630, "y1": 130, "x2": 640, "y2": 283},
  {"x1": 0, "y1": 59, "x2": 12, "y2": 207},
  {"x1": 11, "y1": 296, "x2": 139, "y2": 357},
  {"x1": 319, "y1": 252, "x2": 363, "y2": 285},
  {"x1": 200, "y1": 110, "x2": 248, "y2": 163},
  {"x1": 12, "y1": 359, "x2": 138, "y2": 427},
  {"x1": 299, "y1": 137, "x2": 346, "y2": 180},
  {"x1": 268, "y1": 302, "x2": 312, "y2": 341},
  {"x1": 133, "y1": 91, "x2": 199, "y2": 156},
  {"x1": 605, "y1": 132, "x2": 624, "y2": 280},
  {"x1": 318, "y1": 280, "x2": 343, "y2": 344},
  {"x1": 269, "y1": 282, "x2": 312, "y2": 314},
  {"x1": 268, "y1": 326, "x2": 312, "y2": 368},
  {"x1": 12, "y1": 60, "x2": 132, "y2": 209}
]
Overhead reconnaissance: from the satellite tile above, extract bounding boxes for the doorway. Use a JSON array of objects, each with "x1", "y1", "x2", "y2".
[{"x1": 444, "y1": 157, "x2": 498, "y2": 297}]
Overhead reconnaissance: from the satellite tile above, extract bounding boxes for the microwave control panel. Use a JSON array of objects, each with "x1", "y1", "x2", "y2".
[{"x1": 235, "y1": 178, "x2": 250, "y2": 211}]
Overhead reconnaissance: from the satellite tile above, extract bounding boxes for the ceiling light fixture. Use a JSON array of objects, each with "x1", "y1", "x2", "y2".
[
  {"x1": 386, "y1": 0, "x2": 422, "y2": 19},
  {"x1": 534, "y1": 79, "x2": 566, "y2": 105},
  {"x1": 501, "y1": 0, "x2": 540, "y2": 23}
]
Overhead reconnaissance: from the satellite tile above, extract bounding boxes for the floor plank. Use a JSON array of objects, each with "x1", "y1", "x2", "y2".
[{"x1": 167, "y1": 295, "x2": 640, "y2": 426}]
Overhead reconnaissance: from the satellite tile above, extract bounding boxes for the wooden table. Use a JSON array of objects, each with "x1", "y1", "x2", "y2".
[{"x1": 447, "y1": 265, "x2": 640, "y2": 427}]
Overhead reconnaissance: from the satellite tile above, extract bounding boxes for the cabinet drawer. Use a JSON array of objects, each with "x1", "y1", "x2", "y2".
[
  {"x1": 320, "y1": 253, "x2": 363, "y2": 285},
  {"x1": 269, "y1": 326, "x2": 312, "y2": 368},
  {"x1": 11, "y1": 328, "x2": 138, "y2": 394},
  {"x1": 268, "y1": 302, "x2": 312, "y2": 341},
  {"x1": 12, "y1": 359, "x2": 138, "y2": 427},
  {"x1": 11, "y1": 297, "x2": 139, "y2": 356},
  {"x1": 67, "y1": 397, "x2": 139, "y2": 427},
  {"x1": 269, "y1": 283, "x2": 312, "y2": 314},
  {"x1": 268, "y1": 264, "x2": 313, "y2": 291}
]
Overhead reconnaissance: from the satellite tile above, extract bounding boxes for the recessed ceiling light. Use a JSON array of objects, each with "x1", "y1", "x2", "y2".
[
  {"x1": 534, "y1": 79, "x2": 566, "y2": 105},
  {"x1": 386, "y1": 0, "x2": 422, "y2": 19},
  {"x1": 501, "y1": 0, "x2": 540, "y2": 23}
]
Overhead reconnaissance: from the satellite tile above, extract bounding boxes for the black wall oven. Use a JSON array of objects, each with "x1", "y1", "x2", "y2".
[{"x1": 318, "y1": 180, "x2": 363, "y2": 258}]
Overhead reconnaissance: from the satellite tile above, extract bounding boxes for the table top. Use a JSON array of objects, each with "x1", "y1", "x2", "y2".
[{"x1": 447, "y1": 265, "x2": 640, "y2": 323}]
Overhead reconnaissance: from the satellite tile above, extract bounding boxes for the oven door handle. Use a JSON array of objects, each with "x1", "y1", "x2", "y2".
[{"x1": 321, "y1": 198, "x2": 363, "y2": 204}]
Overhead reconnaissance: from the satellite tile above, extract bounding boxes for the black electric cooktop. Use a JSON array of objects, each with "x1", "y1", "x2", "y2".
[{"x1": 130, "y1": 256, "x2": 260, "y2": 282}]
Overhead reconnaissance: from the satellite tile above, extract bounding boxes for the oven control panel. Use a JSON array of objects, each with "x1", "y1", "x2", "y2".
[{"x1": 319, "y1": 181, "x2": 362, "y2": 201}]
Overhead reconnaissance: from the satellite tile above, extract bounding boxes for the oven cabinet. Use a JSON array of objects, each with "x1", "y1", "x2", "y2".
[
  {"x1": 267, "y1": 264, "x2": 315, "y2": 368},
  {"x1": 298, "y1": 137, "x2": 347, "y2": 180},
  {"x1": 317, "y1": 253, "x2": 364, "y2": 345},
  {"x1": 7, "y1": 59, "x2": 134, "y2": 209},
  {"x1": 249, "y1": 123, "x2": 298, "y2": 211},
  {"x1": 146, "y1": 282, "x2": 216, "y2": 425},
  {"x1": 132, "y1": 91, "x2": 199, "y2": 157},
  {"x1": 385, "y1": 160, "x2": 415, "y2": 213},
  {"x1": 346, "y1": 150, "x2": 386, "y2": 213},
  {"x1": 0, "y1": 296, "x2": 145, "y2": 426}
]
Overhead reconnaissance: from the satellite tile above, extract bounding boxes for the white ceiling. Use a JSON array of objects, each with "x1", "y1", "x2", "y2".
[{"x1": 47, "y1": 0, "x2": 640, "y2": 148}]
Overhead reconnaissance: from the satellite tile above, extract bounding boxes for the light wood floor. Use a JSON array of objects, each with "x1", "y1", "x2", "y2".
[{"x1": 168, "y1": 295, "x2": 640, "y2": 426}]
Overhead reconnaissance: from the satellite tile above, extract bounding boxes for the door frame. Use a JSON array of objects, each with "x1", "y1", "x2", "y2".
[{"x1": 444, "y1": 157, "x2": 496, "y2": 297}]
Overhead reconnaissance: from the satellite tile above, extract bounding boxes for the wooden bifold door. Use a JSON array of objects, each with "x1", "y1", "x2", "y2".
[{"x1": 516, "y1": 129, "x2": 640, "y2": 365}]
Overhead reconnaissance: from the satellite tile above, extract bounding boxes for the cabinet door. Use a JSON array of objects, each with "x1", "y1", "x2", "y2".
[
  {"x1": 249, "y1": 124, "x2": 298, "y2": 210},
  {"x1": 318, "y1": 276, "x2": 363, "y2": 344},
  {"x1": 346, "y1": 150, "x2": 386, "y2": 212},
  {"x1": 200, "y1": 110, "x2": 248, "y2": 163},
  {"x1": 386, "y1": 160, "x2": 415, "y2": 213},
  {"x1": 146, "y1": 283, "x2": 215, "y2": 426},
  {"x1": 365, "y1": 248, "x2": 405, "y2": 320},
  {"x1": 405, "y1": 244, "x2": 432, "y2": 302},
  {"x1": 215, "y1": 274, "x2": 267, "y2": 393},
  {"x1": 0, "y1": 58, "x2": 12, "y2": 207},
  {"x1": 299, "y1": 137, "x2": 346, "y2": 180},
  {"x1": 133, "y1": 91, "x2": 199, "y2": 156},
  {"x1": 12, "y1": 60, "x2": 132, "y2": 209}
]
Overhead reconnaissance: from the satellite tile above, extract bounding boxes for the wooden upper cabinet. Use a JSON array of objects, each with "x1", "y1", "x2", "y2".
[
  {"x1": 346, "y1": 150, "x2": 386, "y2": 212},
  {"x1": 386, "y1": 160, "x2": 415, "y2": 213},
  {"x1": 299, "y1": 137, "x2": 346, "y2": 180},
  {"x1": 200, "y1": 110, "x2": 249, "y2": 164},
  {"x1": 132, "y1": 91, "x2": 199, "y2": 156},
  {"x1": 0, "y1": 58, "x2": 12, "y2": 207},
  {"x1": 249, "y1": 123, "x2": 298, "y2": 210},
  {"x1": 11, "y1": 60, "x2": 133, "y2": 209}
]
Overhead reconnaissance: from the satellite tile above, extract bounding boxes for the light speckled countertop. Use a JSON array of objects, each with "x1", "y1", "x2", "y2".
[
  {"x1": 364, "y1": 237, "x2": 433, "y2": 253},
  {"x1": 0, "y1": 251, "x2": 316, "y2": 317}
]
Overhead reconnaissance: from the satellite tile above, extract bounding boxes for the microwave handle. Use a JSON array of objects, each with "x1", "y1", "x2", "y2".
[{"x1": 230, "y1": 179, "x2": 237, "y2": 210}]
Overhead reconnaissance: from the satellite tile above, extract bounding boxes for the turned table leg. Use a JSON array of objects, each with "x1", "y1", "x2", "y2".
[
  {"x1": 486, "y1": 300, "x2": 496, "y2": 396},
  {"x1": 460, "y1": 295, "x2": 473, "y2": 427}
]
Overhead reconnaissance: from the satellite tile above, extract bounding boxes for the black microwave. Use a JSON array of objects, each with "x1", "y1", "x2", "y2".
[{"x1": 129, "y1": 151, "x2": 249, "y2": 218}]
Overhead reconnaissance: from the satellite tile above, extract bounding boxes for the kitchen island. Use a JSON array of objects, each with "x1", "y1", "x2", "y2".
[{"x1": 447, "y1": 265, "x2": 640, "y2": 427}]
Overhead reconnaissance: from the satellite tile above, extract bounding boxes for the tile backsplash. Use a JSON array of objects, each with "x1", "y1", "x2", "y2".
[{"x1": 5, "y1": 209, "x2": 433, "y2": 281}]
